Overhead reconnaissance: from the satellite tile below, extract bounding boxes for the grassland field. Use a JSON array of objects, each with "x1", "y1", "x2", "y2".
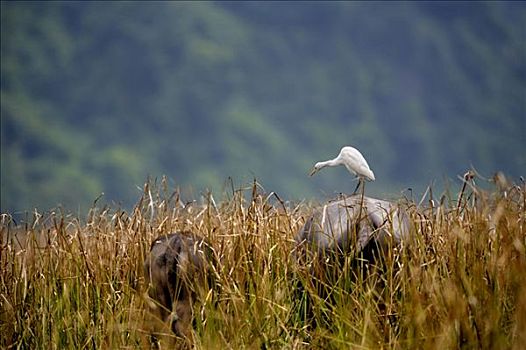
[{"x1": 1, "y1": 176, "x2": 525, "y2": 349}]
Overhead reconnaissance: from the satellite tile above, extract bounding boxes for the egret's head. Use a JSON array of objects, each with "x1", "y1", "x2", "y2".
[{"x1": 309, "y1": 162, "x2": 324, "y2": 176}]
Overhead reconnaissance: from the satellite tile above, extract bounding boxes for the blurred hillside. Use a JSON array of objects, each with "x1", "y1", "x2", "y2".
[{"x1": 1, "y1": 1, "x2": 525, "y2": 213}]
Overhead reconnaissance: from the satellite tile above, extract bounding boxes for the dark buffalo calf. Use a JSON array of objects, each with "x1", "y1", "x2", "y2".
[{"x1": 144, "y1": 232, "x2": 213, "y2": 338}]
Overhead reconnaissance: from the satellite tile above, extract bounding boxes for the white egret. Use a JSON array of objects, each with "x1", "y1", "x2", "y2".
[{"x1": 309, "y1": 146, "x2": 375, "y2": 194}]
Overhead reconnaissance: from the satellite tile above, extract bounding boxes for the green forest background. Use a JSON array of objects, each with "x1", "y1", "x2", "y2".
[{"x1": 1, "y1": 1, "x2": 525, "y2": 214}]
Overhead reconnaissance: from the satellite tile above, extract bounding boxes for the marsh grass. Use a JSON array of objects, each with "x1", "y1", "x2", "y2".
[{"x1": 1, "y1": 176, "x2": 525, "y2": 349}]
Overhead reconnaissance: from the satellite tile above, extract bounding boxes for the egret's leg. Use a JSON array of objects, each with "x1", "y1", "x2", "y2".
[
  {"x1": 359, "y1": 178, "x2": 365, "y2": 203},
  {"x1": 352, "y1": 179, "x2": 361, "y2": 195},
  {"x1": 359, "y1": 178, "x2": 366, "y2": 222}
]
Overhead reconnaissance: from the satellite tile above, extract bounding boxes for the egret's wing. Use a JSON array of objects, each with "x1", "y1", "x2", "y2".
[
  {"x1": 341, "y1": 147, "x2": 374, "y2": 180},
  {"x1": 357, "y1": 164, "x2": 375, "y2": 181}
]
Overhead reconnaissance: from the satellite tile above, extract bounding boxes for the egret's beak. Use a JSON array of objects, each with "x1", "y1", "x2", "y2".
[{"x1": 309, "y1": 167, "x2": 318, "y2": 176}]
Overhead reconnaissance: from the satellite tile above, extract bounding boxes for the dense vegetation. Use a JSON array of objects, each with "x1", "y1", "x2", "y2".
[
  {"x1": 1, "y1": 2, "x2": 525, "y2": 213},
  {"x1": 1, "y1": 177, "x2": 524, "y2": 348}
]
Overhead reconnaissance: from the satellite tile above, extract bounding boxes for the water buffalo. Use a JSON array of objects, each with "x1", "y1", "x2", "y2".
[
  {"x1": 144, "y1": 232, "x2": 214, "y2": 338},
  {"x1": 296, "y1": 194, "x2": 410, "y2": 258},
  {"x1": 293, "y1": 194, "x2": 411, "y2": 325}
]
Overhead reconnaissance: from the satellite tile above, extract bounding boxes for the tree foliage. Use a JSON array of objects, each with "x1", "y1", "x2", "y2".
[{"x1": 1, "y1": 1, "x2": 525, "y2": 212}]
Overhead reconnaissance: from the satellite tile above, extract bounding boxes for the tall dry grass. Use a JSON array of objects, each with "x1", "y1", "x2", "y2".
[{"x1": 1, "y1": 176, "x2": 524, "y2": 349}]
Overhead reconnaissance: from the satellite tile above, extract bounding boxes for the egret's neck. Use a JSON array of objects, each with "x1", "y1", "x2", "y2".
[{"x1": 318, "y1": 158, "x2": 341, "y2": 169}]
